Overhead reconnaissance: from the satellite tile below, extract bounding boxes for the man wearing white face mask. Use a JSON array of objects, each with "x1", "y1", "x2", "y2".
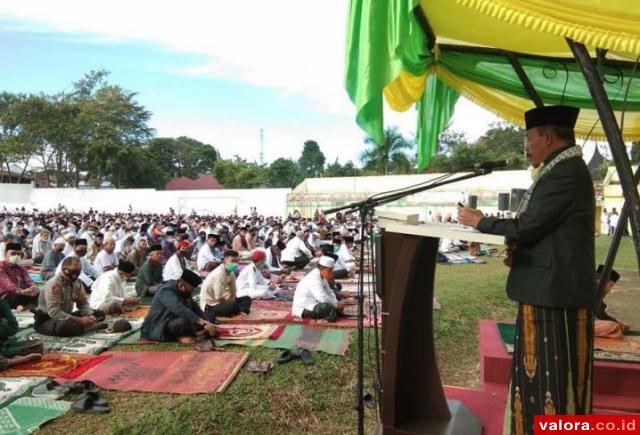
[{"x1": 0, "y1": 243, "x2": 39, "y2": 310}]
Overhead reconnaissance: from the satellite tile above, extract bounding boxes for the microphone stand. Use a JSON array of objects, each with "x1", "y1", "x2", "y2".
[{"x1": 324, "y1": 167, "x2": 495, "y2": 435}]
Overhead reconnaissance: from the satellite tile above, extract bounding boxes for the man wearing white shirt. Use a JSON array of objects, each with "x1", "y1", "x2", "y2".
[
  {"x1": 196, "y1": 234, "x2": 221, "y2": 272},
  {"x1": 163, "y1": 240, "x2": 191, "y2": 282},
  {"x1": 265, "y1": 241, "x2": 288, "y2": 274},
  {"x1": 88, "y1": 261, "x2": 138, "y2": 314},
  {"x1": 337, "y1": 236, "x2": 357, "y2": 274},
  {"x1": 62, "y1": 233, "x2": 75, "y2": 256},
  {"x1": 292, "y1": 256, "x2": 343, "y2": 322},
  {"x1": 236, "y1": 250, "x2": 276, "y2": 299},
  {"x1": 93, "y1": 237, "x2": 119, "y2": 276},
  {"x1": 281, "y1": 230, "x2": 313, "y2": 270}
]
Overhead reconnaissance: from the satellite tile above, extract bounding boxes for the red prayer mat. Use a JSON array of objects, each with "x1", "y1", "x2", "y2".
[
  {"x1": 216, "y1": 300, "x2": 292, "y2": 324},
  {"x1": 1, "y1": 353, "x2": 111, "y2": 378},
  {"x1": 60, "y1": 351, "x2": 248, "y2": 394},
  {"x1": 120, "y1": 305, "x2": 150, "y2": 318}
]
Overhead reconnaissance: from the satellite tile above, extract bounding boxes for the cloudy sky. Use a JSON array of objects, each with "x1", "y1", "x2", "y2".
[{"x1": 0, "y1": 1, "x2": 504, "y2": 164}]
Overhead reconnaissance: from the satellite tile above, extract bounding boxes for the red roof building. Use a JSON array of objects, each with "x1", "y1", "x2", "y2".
[{"x1": 165, "y1": 174, "x2": 223, "y2": 190}]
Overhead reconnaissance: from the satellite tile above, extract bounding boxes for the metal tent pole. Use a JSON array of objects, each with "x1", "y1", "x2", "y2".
[
  {"x1": 597, "y1": 166, "x2": 640, "y2": 300},
  {"x1": 568, "y1": 38, "x2": 640, "y2": 273}
]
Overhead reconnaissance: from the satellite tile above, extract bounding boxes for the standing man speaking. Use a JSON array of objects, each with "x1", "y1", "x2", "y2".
[{"x1": 458, "y1": 106, "x2": 595, "y2": 435}]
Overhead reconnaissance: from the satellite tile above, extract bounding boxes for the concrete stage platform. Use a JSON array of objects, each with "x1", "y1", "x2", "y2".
[{"x1": 478, "y1": 319, "x2": 640, "y2": 413}]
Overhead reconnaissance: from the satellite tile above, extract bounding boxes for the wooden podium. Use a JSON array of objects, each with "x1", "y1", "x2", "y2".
[{"x1": 376, "y1": 213, "x2": 504, "y2": 435}]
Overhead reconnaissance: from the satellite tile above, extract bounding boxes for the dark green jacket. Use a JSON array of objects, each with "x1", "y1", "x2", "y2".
[
  {"x1": 0, "y1": 298, "x2": 18, "y2": 340},
  {"x1": 135, "y1": 260, "x2": 163, "y2": 291},
  {"x1": 477, "y1": 156, "x2": 595, "y2": 309},
  {"x1": 141, "y1": 283, "x2": 209, "y2": 341}
]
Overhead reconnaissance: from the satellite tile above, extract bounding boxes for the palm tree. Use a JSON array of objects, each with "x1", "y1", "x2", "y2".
[{"x1": 360, "y1": 126, "x2": 414, "y2": 175}]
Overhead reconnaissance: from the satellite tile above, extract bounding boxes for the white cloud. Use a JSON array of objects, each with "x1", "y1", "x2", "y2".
[{"x1": 0, "y1": 0, "x2": 497, "y2": 161}]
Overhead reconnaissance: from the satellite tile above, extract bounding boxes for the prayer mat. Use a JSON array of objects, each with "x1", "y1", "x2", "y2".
[
  {"x1": 215, "y1": 324, "x2": 351, "y2": 356},
  {"x1": 0, "y1": 353, "x2": 110, "y2": 378},
  {"x1": 498, "y1": 322, "x2": 640, "y2": 363},
  {"x1": 60, "y1": 351, "x2": 249, "y2": 394},
  {"x1": 17, "y1": 317, "x2": 144, "y2": 354},
  {"x1": 0, "y1": 377, "x2": 47, "y2": 407},
  {"x1": 216, "y1": 302, "x2": 292, "y2": 325},
  {"x1": 120, "y1": 305, "x2": 150, "y2": 319},
  {"x1": 11, "y1": 311, "x2": 34, "y2": 330},
  {"x1": 0, "y1": 397, "x2": 71, "y2": 434},
  {"x1": 119, "y1": 324, "x2": 285, "y2": 345},
  {"x1": 217, "y1": 324, "x2": 283, "y2": 340}
]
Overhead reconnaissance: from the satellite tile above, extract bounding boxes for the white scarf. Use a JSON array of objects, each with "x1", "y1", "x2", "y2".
[{"x1": 515, "y1": 145, "x2": 583, "y2": 217}]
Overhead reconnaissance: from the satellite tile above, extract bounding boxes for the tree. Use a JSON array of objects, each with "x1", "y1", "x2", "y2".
[
  {"x1": 474, "y1": 122, "x2": 528, "y2": 169},
  {"x1": 266, "y1": 158, "x2": 303, "y2": 188},
  {"x1": 298, "y1": 140, "x2": 326, "y2": 178},
  {"x1": 214, "y1": 157, "x2": 267, "y2": 188},
  {"x1": 147, "y1": 136, "x2": 218, "y2": 181},
  {"x1": 360, "y1": 126, "x2": 414, "y2": 175},
  {"x1": 324, "y1": 158, "x2": 361, "y2": 177}
]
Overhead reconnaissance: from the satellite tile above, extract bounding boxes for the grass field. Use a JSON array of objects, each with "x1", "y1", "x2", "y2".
[{"x1": 40, "y1": 236, "x2": 637, "y2": 435}]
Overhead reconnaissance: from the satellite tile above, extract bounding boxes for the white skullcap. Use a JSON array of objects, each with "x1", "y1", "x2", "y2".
[
  {"x1": 318, "y1": 256, "x2": 335, "y2": 269},
  {"x1": 54, "y1": 237, "x2": 66, "y2": 245}
]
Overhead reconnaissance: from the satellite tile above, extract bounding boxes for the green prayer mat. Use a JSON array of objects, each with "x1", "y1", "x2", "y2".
[
  {"x1": 0, "y1": 397, "x2": 71, "y2": 434},
  {"x1": 0, "y1": 377, "x2": 48, "y2": 408},
  {"x1": 497, "y1": 322, "x2": 640, "y2": 347},
  {"x1": 497, "y1": 322, "x2": 640, "y2": 364},
  {"x1": 215, "y1": 324, "x2": 351, "y2": 356},
  {"x1": 120, "y1": 325, "x2": 351, "y2": 356}
]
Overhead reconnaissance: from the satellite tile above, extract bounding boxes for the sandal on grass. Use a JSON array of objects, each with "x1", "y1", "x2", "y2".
[
  {"x1": 71, "y1": 391, "x2": 111, "y2": 414},
  {"x1": 276, "y1": 350, "x2": 299, "y2": 364},
  {"x1": 31, "y1": 380, "x2": 69, "y2": 400},
  {"x1": 246, "y1": 360, "x2": 273, "y2": 373},
  {"x1": 67, "y1": 380, "x2": 100, "y2": 394},
  {"x1": 298, "y1": 348, "x2": 313, "y2": 365}
]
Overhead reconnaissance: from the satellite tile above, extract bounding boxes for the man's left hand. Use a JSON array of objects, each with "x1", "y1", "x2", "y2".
[{"x1": 457, "y1": 205, "x2": 484, "y2": 228}]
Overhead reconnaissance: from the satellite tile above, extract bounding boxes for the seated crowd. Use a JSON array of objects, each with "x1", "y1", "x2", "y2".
[
  {"x1": 0, "y1": 209, "x2": 363, "y2": 349},
  {"x1": 0, "y1": 207, "x2": 628, "y2": 354}
]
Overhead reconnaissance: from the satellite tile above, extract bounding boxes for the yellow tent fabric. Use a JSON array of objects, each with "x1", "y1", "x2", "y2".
[{"x1": 379, "y1": 0, "x2": 640, "y2": 142}]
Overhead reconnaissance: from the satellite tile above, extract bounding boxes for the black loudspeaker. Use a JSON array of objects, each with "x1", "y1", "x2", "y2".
[
  {"x1": 468, "y1": 195, "x2": 478, "y2": 209},
  {"x1": 510, "y1": 188, "x2": 527, "y2": 212},
  {"x1": 498, "y1": 193, "x2": 510, "y2": 211}
]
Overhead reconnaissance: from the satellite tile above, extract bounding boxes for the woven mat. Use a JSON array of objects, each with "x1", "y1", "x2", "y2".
[{"x1": 59, "y1": 351, "x2": 248, "y2": 394}]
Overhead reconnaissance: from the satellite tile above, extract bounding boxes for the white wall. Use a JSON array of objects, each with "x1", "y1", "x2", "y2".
[{"x1": 0, "y1": 184, "x2": 291, "y2": 217}]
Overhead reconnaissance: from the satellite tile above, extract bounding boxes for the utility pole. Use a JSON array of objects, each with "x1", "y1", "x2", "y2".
[{"x1": 259, "y1": 128, "x2": 264, "y2": 165}]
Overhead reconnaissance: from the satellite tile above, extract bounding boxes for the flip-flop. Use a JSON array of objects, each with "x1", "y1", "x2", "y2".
[
  {"x1": 67, "y1": 380, "x2": 100, "y2": 394},
  {"x1": 363, "y1": 392, "x2": 377, "y2": 409},
  {"x1": 277, "y1": 350, "x2": 299, "y2": 364},
  {"x1": 31, "y1": 380, "x2": 70, "y2": 400},
  {"x1": 194, "y1": 340, "x2": 215, "y2": 352},
  {"x1": 246, "y1": 360, "x2": 273, "y2": 373},
  {"x1": 71, "y1": 391, "x2": 111, "y2": 414},
  {"x1": 298, "y1": 348, "x2": 313, "y2": 365}
]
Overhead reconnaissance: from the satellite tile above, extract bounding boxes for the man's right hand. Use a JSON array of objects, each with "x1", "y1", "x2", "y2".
[{"x1": 79, "y1": 315, "x2": 97, "y2": 326}]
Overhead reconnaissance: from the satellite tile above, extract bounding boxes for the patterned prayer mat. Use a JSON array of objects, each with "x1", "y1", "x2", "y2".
[
  {"x1": 498, "y1": 322, "x2": 640, "y2": 363},
  {"x1": 0, "y1": 397, "x2": 71, "y2": 434},
  {"x1": 119, "y1": 323, "x2": 284, "y2": 345},
  {"x1": 215, "y1": 324, "x2": 351, "y2": 356},
  {"x1": 0, "y1": 377, "x2": 47, "y2": 407},
  {"x1": 0, "y1": 353, "x2": 110, "y2": 378},
  {"x1": 60, "y1": 351, "x2": 248, "y2": 394},
  {"x1": 12, "y1": 311, "x2": 34, "y2": 330},
  {"x1": 15, "y1": 317, "x2": 144, "y2": 355},
  {"x1": 120, "y1": 305, "x2": 150, "y2": 319},
  {"x1": 216, "y1": 302, "x2": 292, "y2": 324},
  {"x1": 217, "y1": 324, "x2": 283, "y2": 340}
]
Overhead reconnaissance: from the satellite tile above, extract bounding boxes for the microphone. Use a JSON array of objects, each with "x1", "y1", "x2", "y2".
[{"x1": 474, "y1": 159, "x2": 509, "y2": 170}]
